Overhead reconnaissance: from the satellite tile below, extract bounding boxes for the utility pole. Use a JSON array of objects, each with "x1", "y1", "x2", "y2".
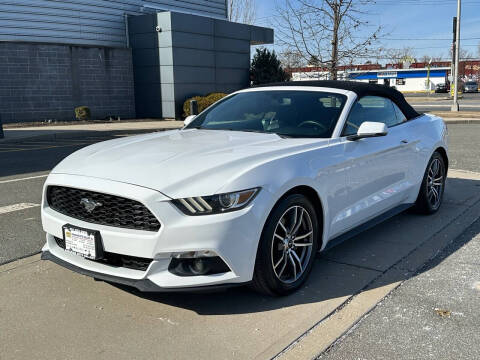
[
  {"x1": 451, "y1": 17, "x2": 456, "y2": 98},
  {"x1": 451, "y1": 0, "x2": 461, "y2": 112}
]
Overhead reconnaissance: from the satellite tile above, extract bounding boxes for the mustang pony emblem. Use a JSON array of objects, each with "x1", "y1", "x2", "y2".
[{"x1": 80, "y1": 198, "x2": 103, "y2": 213}]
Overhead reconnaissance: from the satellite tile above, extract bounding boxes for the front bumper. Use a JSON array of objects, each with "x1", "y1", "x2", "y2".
[
  {"x1": 41, "y1": 250, "x2": 246, "y2": 292},
  {"x1": 41, "y1": 173, "x2": 269, "y2": 290}
]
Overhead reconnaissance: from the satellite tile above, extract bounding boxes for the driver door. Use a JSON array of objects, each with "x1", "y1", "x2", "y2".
[{"x1": 340, "y1": 96, "x2": 413, "y2": 231}]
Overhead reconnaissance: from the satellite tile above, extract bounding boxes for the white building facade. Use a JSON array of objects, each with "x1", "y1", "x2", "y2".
[
  {"x1": 348, "y1": 68, "x2": 450, "y2": 92},
  {"x1": 290, "y1": 67, "x2": 450, "y2": 92}
]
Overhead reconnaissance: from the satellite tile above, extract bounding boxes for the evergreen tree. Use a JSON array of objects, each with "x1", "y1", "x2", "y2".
[{"x1": 250, "y1": 48, "x2": 290, "y2": 85}]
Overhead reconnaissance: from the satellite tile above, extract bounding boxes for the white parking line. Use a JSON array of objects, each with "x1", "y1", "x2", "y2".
[
  {"x1": 0, "y1": 174, "x2": 48, "y2": 184},
  {"x1": 0, "y1": 203, "x2": 40, "y2": 215}
]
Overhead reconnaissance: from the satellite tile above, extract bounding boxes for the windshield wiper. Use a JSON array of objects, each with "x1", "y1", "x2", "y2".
[
  {"x1": 276, "y1": 133, "x2": 293, "y2": 138},
  {"x1": 220, "y1": 129, "x2": 294, "y2": 138},
  {"x1": 216, "y1": 128, "x2": 266, "y2": 134}
]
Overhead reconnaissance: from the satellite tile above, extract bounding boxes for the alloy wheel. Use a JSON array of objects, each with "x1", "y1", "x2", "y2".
[
  {"x1": 427, "y1": 158, "x2": 444, "y2": 210},
  {"x1": 271, "y1": 205, "x2": 314, "y2": 284}
]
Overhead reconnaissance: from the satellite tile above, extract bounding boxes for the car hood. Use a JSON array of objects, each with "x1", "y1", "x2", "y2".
[{"x1": 52, "y1": 129, "x2": 329, "y2": 198}]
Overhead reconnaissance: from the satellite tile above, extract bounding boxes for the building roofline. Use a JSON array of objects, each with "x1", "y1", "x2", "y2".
[{"x1": 348, "y1": 67, "x2": 451, "y2": 74}]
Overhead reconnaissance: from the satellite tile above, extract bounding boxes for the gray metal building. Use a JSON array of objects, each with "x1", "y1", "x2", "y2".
[{"x1": 0, "y1": 1, "x2": 273, "y2": 123}]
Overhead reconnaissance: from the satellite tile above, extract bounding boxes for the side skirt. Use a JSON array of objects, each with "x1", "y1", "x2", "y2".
[{"x1": 324, "y1": 203, "x2": 414, "y2": 251}]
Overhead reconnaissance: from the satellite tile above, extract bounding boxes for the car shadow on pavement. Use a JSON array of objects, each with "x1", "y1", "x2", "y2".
[{"x1": 111, "y1": 176, "x2": 480, "y2": 316}]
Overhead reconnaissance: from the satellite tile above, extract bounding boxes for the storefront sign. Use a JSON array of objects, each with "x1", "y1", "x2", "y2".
[{"x1": 377, "y1": 71, "x2": 398, "y2": 78}]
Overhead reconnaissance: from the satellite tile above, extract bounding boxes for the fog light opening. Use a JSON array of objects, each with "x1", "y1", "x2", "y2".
[
  {"x1": 168, "y1": 256, "x2": 230, "y2": 277},
  {"x1": 189, "y1": 258, "x2": 208, "y2": 275}
]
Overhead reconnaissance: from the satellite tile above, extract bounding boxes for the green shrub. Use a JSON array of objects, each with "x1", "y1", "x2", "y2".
[
  {"x1": 75, "y1": 106, "x2": 91, "y2": 121},
  {"x1": 205, "y1": 92, "x2": 228, "y2": 104},
  {"x1": 183, "y1": 96, "x2": 203, "y2": 117},
  {"x1": 183, "y1": 93, "x2": 228, "y2": 117},
  {"x1": 250, "y1": 48, "x2": 290, "y2": 85}
]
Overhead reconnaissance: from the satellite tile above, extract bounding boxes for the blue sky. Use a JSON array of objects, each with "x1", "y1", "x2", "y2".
[{"x1": 254, "y1": 0, "x2": 480, "y2": 62}]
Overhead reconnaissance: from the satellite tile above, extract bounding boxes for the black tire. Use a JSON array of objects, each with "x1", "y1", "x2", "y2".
[
  {"x1": 413, "y1": 152, "x2": 446, "y2": 214},
  {"x1": 252, "y1": 194, "x2": 320, "y2": 296}
]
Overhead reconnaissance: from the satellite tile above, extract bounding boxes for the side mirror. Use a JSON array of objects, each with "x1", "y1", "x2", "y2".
[
  {"x1": 184, "y1": 115, "x2": 196, "y2": 127},
  {"x1": 347, "y1": 121, "x2": 388, "y2": 141}
]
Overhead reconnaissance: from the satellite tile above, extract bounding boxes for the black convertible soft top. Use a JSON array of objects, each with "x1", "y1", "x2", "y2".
[{"x1": 255, "y1": 80, "x2": 420, "y2": 120}]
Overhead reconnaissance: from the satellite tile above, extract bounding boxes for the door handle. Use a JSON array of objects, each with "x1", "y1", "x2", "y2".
[{"x1": 400, "y1": 139, "x2": 409, "y2": 144}]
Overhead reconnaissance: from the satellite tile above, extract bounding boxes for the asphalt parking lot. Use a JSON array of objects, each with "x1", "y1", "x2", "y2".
[
  {"x1": 0, "y1": 124, "x2": 479, "y2": 359},
  {"x1": 407, "y1": 92, "x2": 480, "y2": 112}
]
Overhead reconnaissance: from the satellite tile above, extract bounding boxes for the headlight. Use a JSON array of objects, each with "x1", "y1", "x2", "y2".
[{"x1": 172, "y1": 188, "x2": 260, "y2": 215}]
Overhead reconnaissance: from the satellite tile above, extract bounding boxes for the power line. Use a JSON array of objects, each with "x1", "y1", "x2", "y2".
[
  {"x1": 374, "y1": 0, "x2": 478, "y2": 5},
  {"x1": 384, "y1": 44, "x2": 479, "y2": 49},
  {"x1": 373, "y1": 37, "x2": 480, "y2": 41}
]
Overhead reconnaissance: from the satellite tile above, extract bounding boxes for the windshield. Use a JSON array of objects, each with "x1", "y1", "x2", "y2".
[
  {"x1": 466, "y1": 82, "x2": 477, "y2": 85},
  {"x1": 186, "y1": 90, "x2": 348, "y2": 138}
]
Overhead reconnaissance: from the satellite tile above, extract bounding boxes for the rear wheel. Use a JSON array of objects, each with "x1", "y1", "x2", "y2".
[
  {"x1": 252, "y1": 194, "x2": 319, "y2": 296},
  {"x1": 413, "y1": 152, "x2": 446, "y2": 214}
]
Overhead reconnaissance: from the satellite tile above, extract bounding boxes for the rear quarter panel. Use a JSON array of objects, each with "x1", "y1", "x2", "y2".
[{"x1": 401, "y1": 113, "x2": 448, "y2": 202}]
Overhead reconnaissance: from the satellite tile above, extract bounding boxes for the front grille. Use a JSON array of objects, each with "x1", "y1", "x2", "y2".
[
  {"x1": 54, "y1": 237, "x2": 153, "y2": 271},
  {"x1": 47, "y1": 186, "x2": 161, "y2": 232}
]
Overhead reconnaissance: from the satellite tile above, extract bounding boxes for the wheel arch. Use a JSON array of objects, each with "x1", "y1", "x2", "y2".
[
  {"x1": 271, "y1": 185, "x2": 325, "y2": 249},
  {"x1": 434, "y1": 146, "x2": 449, "y2": 172}
]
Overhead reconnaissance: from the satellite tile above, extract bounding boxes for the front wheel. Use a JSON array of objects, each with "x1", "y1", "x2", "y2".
[
  {"x1": 413, "y1": 152, "x2": 446, "y2": 214},
  {"x1": 252, "y1": 194, "x2": 319, "y2": 296}
]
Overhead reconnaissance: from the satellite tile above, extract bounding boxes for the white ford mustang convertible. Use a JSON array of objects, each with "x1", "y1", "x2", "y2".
[{"x1": 41, "y1": 81, "x2": 448, "y2": 295}]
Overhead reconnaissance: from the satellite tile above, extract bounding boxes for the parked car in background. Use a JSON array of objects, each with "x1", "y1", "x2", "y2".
[
  {"x1": 435, "y1": 83, "x2": 449, "y2": 93},
  {"x1": 464, "y1": 81, "x2": 478, "y2": 93},
  {"x1": 41, "y1": 81, "x2": 448, "y2": 296}
]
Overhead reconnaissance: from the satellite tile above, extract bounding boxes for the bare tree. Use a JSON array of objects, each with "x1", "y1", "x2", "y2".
[
  {"x1": 419, "y1": 55, "x2": 445, "y2": 64},
  {"x1": 449, "y1": 47, "x2": 473, "y2": 60},
  {"x1": 460, "y1": 49, "x2": 472, "y2": 60},
  {"x1": 278, "y1": 49, "x2": 305, "y2": 69},
  {"x1": 228, "y1": 0, "x2": 257, "y2": 24},
  {"x1": 385, "y1": 46, "x2": 415, "y2": 65},
  {"x1": 419, "y1": 55, "x2": 431, "y2": 63},
  {"x1": 273, "y1": 0, "x2": 382, "y2": 80}
]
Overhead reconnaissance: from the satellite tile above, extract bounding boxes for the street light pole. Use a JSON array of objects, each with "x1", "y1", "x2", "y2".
[
  {"x1": 426, "y1": 58, "x2": 432, "y2": 96},
  {"x1": 451, "y1": 0, "x2": 461, "y2": 112}
]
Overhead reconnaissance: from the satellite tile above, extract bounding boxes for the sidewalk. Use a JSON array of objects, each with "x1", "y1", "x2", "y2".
[
  {"x1": 429, "y1": 111, "x2": 480, "y2": 124},
  {"x1": 319, "y1": 217, "x2": 480, "y2": 360},
  {"x1": 0, "y1": 120, "x2": 184, "y2": 143}
]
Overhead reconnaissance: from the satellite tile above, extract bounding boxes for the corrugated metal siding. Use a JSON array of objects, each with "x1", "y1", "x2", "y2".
[{"x1": 0, "y1": 0, "x2": 227, "y2": 47}]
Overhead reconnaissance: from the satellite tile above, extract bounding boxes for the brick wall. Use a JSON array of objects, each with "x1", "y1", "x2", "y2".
[{"x1": 0, "y1": 42, "x2": 135, "y2": 124}]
